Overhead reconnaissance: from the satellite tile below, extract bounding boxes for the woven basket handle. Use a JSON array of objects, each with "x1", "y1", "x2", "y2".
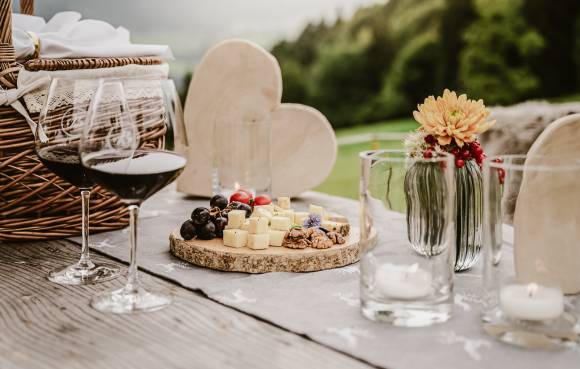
[
  {"x1": 20, "y1": 0, "x2": 34, "y2": 15},
  {"x1": 0, "y1": 0, "x2": 34, "y2": 88}
]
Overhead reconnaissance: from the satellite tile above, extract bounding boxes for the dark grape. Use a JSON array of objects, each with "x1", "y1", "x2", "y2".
[
  {"x1": 237, "y1": 202, "x2": 252, "y2": 218},
  {"x1": 212, "y1": 216, "x2": 228, "y2": 237},
  {"x1": 191, "y1": 207, "x2": 210, "y2": 226},
  {"x1": 210, "y1": 194, "x2": 228, "y2": 210},
  {"x1": 197, "y1": 221, "x2": 216, "y2": 240},
  {"x1": 180, "y1": 220, "x2": 197, "y2": 240}
]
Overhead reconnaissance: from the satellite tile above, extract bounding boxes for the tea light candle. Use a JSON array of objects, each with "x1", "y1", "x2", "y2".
[
  {"x1": 500, "y1": 283, "x2": 564, "y2": 321},
  {"x1": 375, "y1": 263, "x2": 433, "y2": 300}
]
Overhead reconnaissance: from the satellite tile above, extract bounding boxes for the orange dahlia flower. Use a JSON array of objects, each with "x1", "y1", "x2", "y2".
[{"x1": 413, "y1": 89, "x2": 495, "y2": 147}]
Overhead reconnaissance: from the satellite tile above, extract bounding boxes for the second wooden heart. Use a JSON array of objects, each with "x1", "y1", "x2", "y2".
[{"x1": 177, "y1": 39, "x2": 337, "y2": 198}]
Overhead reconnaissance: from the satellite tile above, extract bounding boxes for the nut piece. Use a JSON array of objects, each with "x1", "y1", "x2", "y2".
[
  {"x1": 327, "y1": 231, "x2": 346, "y2": 245},
  {"x1": 283, "y1": 228, "x2": 311, "y2": 249},
  {"x1": 311, "y1": 234, "x2": 333, "y2": 249}
]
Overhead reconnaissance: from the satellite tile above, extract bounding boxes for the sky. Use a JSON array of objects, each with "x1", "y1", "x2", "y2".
[{"x1": 31, "y1": 0, "x2": 385, "y2": 80}]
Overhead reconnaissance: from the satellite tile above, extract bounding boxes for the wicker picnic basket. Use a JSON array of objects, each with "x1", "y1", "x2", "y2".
[{"x1": 0, "y1": 0, "x2": 167, "y2": 241}]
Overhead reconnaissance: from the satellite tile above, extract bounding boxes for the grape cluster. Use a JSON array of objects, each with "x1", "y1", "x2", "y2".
[
  {"x1": 180, "y1": 194, "x2": 228, "y2": 240},
  {"x1": 179, "y1": 194, "x2": 252, "y2": 241}
]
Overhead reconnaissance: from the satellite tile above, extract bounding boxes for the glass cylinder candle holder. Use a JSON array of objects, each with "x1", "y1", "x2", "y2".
[
  {"x1": 212, "y1": 116, "x2": 272, "y2": 198},
  {"x1": 359, "y1": 150, "x2": 456, "y2": 327},
  {"x1": 482, "y1": 155, "x2": 580, "y2": 349}
]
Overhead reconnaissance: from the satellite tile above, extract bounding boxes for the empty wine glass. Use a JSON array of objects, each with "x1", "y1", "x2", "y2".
[
  {"x1": 80, "y1": 79, "x2": 187, "y2": 313},
  {"x1": 35, "y1": 78, "x2": 121, "y2": 285}
]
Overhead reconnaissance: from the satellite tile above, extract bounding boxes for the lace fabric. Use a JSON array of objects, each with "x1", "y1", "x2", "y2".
[{"x1": 18, "y1": 63, "x2": 170, "y2": 113}]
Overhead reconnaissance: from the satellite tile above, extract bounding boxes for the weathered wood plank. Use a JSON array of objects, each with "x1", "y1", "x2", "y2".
[{"x1": 0, "y1": 240, "x2": 376, "y2": 369}]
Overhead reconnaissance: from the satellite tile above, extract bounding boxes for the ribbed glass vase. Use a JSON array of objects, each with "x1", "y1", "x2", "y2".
[{"x1": 405, "y1": 160, "x2": 483, "y2": 271}]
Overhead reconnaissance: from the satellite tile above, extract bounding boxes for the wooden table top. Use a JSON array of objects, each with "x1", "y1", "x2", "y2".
[{"x1": 0, "y1": 192, "x2": 374, "y2": 369}]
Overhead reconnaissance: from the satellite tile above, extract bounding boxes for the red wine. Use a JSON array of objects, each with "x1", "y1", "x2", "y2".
[
  {"x1": 84, "y1": 150, "x2": 186, "y2": 204},
  {"x1": 37, "y1": 145, "x2": 94, "y2": 189}
]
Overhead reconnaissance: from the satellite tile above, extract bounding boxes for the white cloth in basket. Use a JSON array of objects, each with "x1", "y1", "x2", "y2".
[
  {"x1": 18, "y1": 63, "x2": 170, "y2": 113},
  {"x1": 12, "y1": 11, "x2": 173, "y2": 60}
]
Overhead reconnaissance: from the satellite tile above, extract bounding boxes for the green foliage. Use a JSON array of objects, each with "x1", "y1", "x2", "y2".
[
  {"x1": 270, "y1": 0, "x2": 580, "y2": 129},
  {"x1": 459, "y1": 0, "x2": 545, "y2": 104}
]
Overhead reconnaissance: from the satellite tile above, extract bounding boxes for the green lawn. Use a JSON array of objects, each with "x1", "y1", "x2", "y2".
[
  {"x1": 315, "y1": 118, "x2": 418, "y2": 199},
  {"x1": 334, "y1": 118, "x2": 418, "y2": 137}
]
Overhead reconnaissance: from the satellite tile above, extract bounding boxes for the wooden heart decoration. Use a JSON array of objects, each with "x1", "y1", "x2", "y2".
[
  {"x1": 513, "y1": 113, "x2": 580, "y2": 294},
  {"x1": 177, "y1": 39, "x2": 336, "y2": 198}
]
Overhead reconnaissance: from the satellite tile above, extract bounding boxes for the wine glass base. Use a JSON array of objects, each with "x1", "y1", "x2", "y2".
[
  {"x1": 48, "y1": 262, "x2": 121, "y2": 285},
  {"x1": 91, "y1": 285, "x2": 172, "y2": 314},
  {"x1": 482, "y1": 310, "x2": 579, "y2": 350}
]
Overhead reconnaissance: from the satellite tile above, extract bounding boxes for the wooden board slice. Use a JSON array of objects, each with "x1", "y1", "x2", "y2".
[
  {"x1": 169, "y1": 227, "x2": 360, "y2": 273},
  {"x1": 513, "y1": 113, "x2": 580, "y2": 294},
  {"x1": 177, "y1": 39, "x2": 337, "y2": 198}
]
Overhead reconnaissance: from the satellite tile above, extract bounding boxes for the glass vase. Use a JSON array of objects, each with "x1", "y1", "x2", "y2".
[
  {"x1": 359, "y1": 150, "x2": 456, "y2": 327},
  {"x1": 481, "y1": 155, "x2": 580, "y2": 349},
  {"x1": 406, "y1": 159, "x2": 483, "y2": 271}
]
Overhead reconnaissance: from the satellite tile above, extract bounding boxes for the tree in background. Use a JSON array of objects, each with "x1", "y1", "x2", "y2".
[
  {"x1": 270, "y1": 0, "x2": 580, "y2": 128},
  {"x1": 523, "y1": 0, "x2": 580, "y2": 97},
  {"x1": 459, "y1": 0, "x2": 545, "y2": 104}
]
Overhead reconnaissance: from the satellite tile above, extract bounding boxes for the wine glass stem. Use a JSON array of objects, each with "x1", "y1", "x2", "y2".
[
  {"x1": 127, "y1": 204, "x2": 140, "y2": 289},
  {"x1": 78, "y1": 189, "x2": 93, "y2": 268}
]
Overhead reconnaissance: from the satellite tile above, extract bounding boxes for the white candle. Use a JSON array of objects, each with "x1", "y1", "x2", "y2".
[
  {"x1": 500, "y1": 283, "x2": 564, "y2": 321},
  {"x1": 375, "y1": 263, "x2": 433, "y2": 300}
]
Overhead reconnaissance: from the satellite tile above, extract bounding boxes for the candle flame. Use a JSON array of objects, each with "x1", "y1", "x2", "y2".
[{"x1": 526, "y1": 283, "x2": 538, "y2": 298}]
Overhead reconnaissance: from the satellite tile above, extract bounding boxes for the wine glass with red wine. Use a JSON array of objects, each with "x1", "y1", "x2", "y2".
[
  {"x1": 35, "y1": 78, "x2": 121, "y2": 285},
  {"x1": 80, "y1": 79, "x2": 188, "y2": 313}
]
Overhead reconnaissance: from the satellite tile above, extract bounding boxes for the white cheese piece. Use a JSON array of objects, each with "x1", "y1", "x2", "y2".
[
  {"x1": 225, "y1": 210, "x2": 246, "y2": 229},
  {"x1": 276, "y1": 209, "x2": 294, "y2": 222},
  {"x1": 251, "y1": 207, "x2": 273, "y2": 220},
  {"x1": 277, "y1": 196, "x2": 291, "y2": 210},
  {"x1": 270, "y1": 216, "x2": 291, "y2": 231},
  {"x1": 309, "y1": 204, "x2": 325, "y2": 218},
  {"x1": 268, "y1": 229, "x2": 286, "y2": 247},
  {"x1": 294, "y1": 211, "x2": 310, "y2": 226},
  {"x1": 241, "y1": 219, "x2": 250, "y2": 231},
  {"x1": 248, "y1": 233, "x2": 269, "y2": 250},
  {"x1": 248, "y1": 217, "x2": 269, "y2": 234},
  {"x1": 223, "y1": 229, "x2": 248, "y2": 248},
  {"x1": 254, "y1": 204, "x2": 274, "y2": 213}
]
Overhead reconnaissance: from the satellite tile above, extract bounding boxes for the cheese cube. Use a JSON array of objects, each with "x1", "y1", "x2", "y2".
[
  {"x1": 277, "y1": 196, "x2": 291, "y2": 210},
  {"x1": 241, "y1": 219, "x2": 250, "y2": 231},
  {"x1": 271, "y1": 216, "x2": 291, "y2": 231},
  {"x1": 277, "y1": 209, "x2": 294, "y2": 222},
  {"x1": 223, "y1": 229, "x2": 248, "y2": 248},
  {"x1": 248, "y1": 234, "x2": 269, "y2": 250},
  {"x1": 251, "y1": 207, "x2": 273, "y2": 220},
  {"x1": 225, "y1": 210, "x2": 246, "y2": 229},
  {"x1": 309, "y1": 204, "x2": 325, "y2": 218},
  {"x1": 268, "y1": 229, "x2": 286, "y2": 247},
  {"x1": 294, "y1": 212, "x2": 310, "y2": 226},
  {"x1": 248, "y1": 217, "x2": 269, "y2": 234},
  {"x1": 254, "y1": 204, "x2": 274, "y2": 213}
]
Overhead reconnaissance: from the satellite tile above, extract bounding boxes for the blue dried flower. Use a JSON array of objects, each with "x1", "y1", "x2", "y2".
[{"x1": 303, "y1": 213, "x2": 321, "y2": 228}]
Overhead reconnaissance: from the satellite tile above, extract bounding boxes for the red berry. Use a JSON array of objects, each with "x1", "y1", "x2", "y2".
[
  {"x1": 229, "y1": 191, "x2": 252, "y2": 205},
  {"x1": 450, "y1": 148, "x2": 460, "y2": 156},
  {"x1": 497, "y1": 168, "x2": 505, "y2": 184},
  {"x1": 253, "y1": 194, "x2": 272, "y2": 206},
  {"x1": 492, "y1": 157, "x2": 504, "y2": 164},
  {"x1": 423, "y1": 150, "x2": 433, "y2": 159},
  {"x1": 461, "y1": 149, "x2": 471, "y2": 159},
  {"x1": 455, "y1": 159, "x2": 465, "y2": 168},
  {"x1": 472, "y1": 146, "x2": 483, "y2": 156}
]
